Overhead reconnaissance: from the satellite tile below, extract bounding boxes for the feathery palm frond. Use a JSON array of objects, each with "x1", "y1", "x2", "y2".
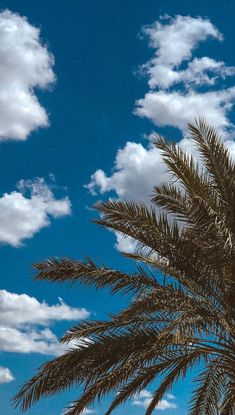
[{"x1": 14, "y1": 120, "x2": 235, "y2": 415}]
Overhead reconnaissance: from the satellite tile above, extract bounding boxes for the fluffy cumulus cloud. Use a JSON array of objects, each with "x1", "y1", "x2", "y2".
[
  {"x1": 0, "y1": 10, "x2": 55, "y2": 141},
  {"x1": 0, "y1": 289, "x2": 89, "y2": 327},
  {"x1": 140, "y1": 15, "x2": 225, "y2": 88},
  {"x1": 0, "y1": 326, "x2": 65, "y2": 355},
  {"x1": 0, "y1": 366, "x2": 14, "y2": 384},
  {"x1": 87, "y1": 141, "x2": 167, "y2": 202},
  {"x1": 132, "y1": 389, "x2": 177, "y2": 411},
  {"x1": 135, "y1": 88, "x2": 235, "y2": 134},
  {"x1": 87, "y1": 141, "x2": 169, "y2": 252},
  {"x1": 0, "y1": 289, "x2": 90, "y2": 355},
  {"x1": 0, "y1": 178, "x2": 71, "y2": 247}
]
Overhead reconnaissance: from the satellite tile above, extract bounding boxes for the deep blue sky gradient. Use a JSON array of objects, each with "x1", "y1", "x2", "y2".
[{"x1": 0, "y1": 1, "x2": 234, "y2": 414}]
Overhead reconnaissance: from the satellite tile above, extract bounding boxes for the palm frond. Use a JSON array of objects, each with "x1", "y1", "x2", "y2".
[
  {"x1": 15, "y1": 120, "x2": 235, "y2": 415},
  {"x1": 189, "y1": 359, "x2": 225, "y2": 415},
  {"x1": 34, "y1": 257, "x2": 159, "y2": 295},
  {"x1": 145, "y1": 351, "x2": 205, "y2": 415}
]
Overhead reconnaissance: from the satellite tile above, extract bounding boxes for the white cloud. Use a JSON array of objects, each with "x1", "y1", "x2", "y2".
[
  {"x1": 140, "y1": 15, "x2": 233, "y2": 89},
  {"x1": 132, "y1": 389, "x2": 177, "y2": 411},
  {"x1": 0, "y1": 289, "x2": 89, "y2": 327},
  {"x1": 87, "y1": 141, "x2": 168, "y2": 252},
  {"x1": 143, "y1": 57, "x2": 235, "y2": 90},
  {"x1": 0, "y1": 366, "x2": 14, "y2": 384},
  {"x1": 0, "y1": 178, "x2": 71, "y2": 247},
  {"x1": 87, "y1": 141, "x2": 166, "y2": 202},
  {"x1": 114, "y1": 233, "x2": 135, "y2": 253},
  {"x1": 142, "y1": 15, "x2": 222, "y2": 67},
  {"x1": 176, "y1": 57, "x2": 235, "y2": 87},
  {"x1": 0, "y1": 290, "x2": 90, "y2": 355},
  {"x1": 167, "y1": 394, "x2": 176, "y2": 400},
  {"x1": 135, "y1": 88, "x2": 235, "y2": 136},
  {"x1": 156, "y1": 400, "x2": 177, "y2": 410},
  {"x1": 136, "y1": 15, "x2": 235, "y2": 135},
  {"x1": 0, "y1": 10, "x2": 55, "y2": 141},
  {"x1": 0, "y1": 326, "x2": 65, "y2": 355},
  {"x1": 62, "y1": 407, "x2": 97, "y2": 415},
  {"x1": 0, "y1": 327, "x2": 88, "y2": 356},
  {"x1": 137, "y1": 389, "x2": 153, "y2": 399}
]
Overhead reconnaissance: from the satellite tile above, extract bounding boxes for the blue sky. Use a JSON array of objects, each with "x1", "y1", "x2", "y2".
[{"x1": 0, "y1": 1, "x2": 235, "y2": 414}]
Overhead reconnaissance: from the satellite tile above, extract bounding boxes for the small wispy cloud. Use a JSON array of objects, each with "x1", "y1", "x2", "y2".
[
  {"x1": 62, "y1": 408, "x2": 97, "y2": 415},
  {"x1": 132, "y1": 389, "x2": 177, "y2": 411},
  {"x1": 0, "y1": 366, "x2": 14, "y2": 384}
]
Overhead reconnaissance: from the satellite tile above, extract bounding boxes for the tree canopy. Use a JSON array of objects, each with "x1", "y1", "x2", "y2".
[{"x1": 14, "y1": 120, "x2": 235, "y2": 415}]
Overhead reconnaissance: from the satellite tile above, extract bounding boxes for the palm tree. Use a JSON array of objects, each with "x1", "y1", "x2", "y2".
[{"x1": 14, "y1": 120, "x2": 235, "y2": 415}]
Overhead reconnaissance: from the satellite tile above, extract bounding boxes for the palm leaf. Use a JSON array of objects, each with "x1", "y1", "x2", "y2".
[{"x1": 14, "y1": 120, "x2": 235, "y2": 414}]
